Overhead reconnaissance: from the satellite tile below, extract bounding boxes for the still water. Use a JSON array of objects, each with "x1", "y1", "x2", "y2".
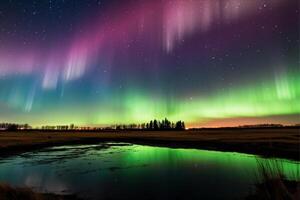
[{"x1": 0, "y1": 143, "x2": 299, "y2": 199}]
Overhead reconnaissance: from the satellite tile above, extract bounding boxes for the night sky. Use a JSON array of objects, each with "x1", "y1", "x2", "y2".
[{"x1": 0, "y1": 0, "x2": 299, "y2": 127}]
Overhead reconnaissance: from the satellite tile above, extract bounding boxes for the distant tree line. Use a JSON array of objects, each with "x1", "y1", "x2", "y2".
[
  {"x1": 238, "y1": 124, "x2": 284, "y2": 128},
  {"x1": 0, "y1": 123, "x2": 31, "y2": 131},
  {"x1": 115, "y1": 118, "x2": 185, "y2": 130}
]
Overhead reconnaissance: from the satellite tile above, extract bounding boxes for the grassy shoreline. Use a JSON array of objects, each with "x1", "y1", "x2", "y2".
[{"x1": 0, "y1": 127, "x2": 299, "y2": 160}]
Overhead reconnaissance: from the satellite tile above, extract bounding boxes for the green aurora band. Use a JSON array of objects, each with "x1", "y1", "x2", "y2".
[
  {"x1": 0, "y1": 1, "x2": 299, "y2": 128},
  {"x1": 22, "y1": 70, "x2": 299, "y2": 127}
]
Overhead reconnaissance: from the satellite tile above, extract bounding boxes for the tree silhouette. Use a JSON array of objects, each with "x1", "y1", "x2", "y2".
[
  {"x1": 175, "y1": 120, "x2": 185, "y2": 130},
  {"x1": 7, "y1": 124, "x2": 18, "y2": 131},
  {"x1": 165, "y1": 118, "x2": 171, "y2": 129},
  {"x1": 150, "y1": 120, "x2": 153, "y2": 129},
  {"x1": 113, "y1": 118, "x2": 185, "y2": 131},
  {"x1": 143, "y1": 118, "x2": 185, "y2": 131},
  {"x1": 153, "y1": 119, "x2": 159, "y2": 130}
]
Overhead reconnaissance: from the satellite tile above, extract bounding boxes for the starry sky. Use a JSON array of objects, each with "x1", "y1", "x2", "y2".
[{"x1": 0, "y1": 0, "x2": 299, "y2": 127}]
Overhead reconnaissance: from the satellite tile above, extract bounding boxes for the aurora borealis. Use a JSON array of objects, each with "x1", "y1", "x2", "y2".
[{"x1": 0, "y1": 0, "x2": 299, "y2": 127}]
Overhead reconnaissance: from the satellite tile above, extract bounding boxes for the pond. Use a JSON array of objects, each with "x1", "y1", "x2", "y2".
[{"x1": 0, "y1": 143, "x2": 299, "y2": 199}]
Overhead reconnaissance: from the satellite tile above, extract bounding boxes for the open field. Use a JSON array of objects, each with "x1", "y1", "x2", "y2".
[{"x1": 0, "y1": 128, "x2": 299, "y2": 160}]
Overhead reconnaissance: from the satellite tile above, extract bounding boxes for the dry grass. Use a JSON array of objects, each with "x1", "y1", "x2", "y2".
[{"x1": 246, "y1": 159, "x2": 300, "y2": 200}]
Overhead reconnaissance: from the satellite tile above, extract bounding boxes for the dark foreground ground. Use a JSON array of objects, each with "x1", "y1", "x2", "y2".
[
  {"x1": 0, "y1": 128, "x2": 299, "y2": 200},
  {"x1": 0, "y1": 183, "x2": 81, "y2": 200},
  {"x1": 0, "y1": 127, "x2": 299, "y2": 160}
]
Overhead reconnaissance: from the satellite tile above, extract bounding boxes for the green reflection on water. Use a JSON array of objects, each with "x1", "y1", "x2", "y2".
[
  {"x1": 0, "y1": 143, "x2": 299, "y2": 200},
  {"x1": 119, "y1": 145, "x2": 300, "y2": 180}
]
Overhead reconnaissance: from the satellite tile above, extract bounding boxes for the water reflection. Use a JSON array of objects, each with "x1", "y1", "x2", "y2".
[{"x1": 0, "y1": 143, "x2": 299, "y2": 199}]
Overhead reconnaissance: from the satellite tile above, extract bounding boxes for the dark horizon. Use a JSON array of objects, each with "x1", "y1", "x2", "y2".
[{"x1": 1, "y1": 121, "x2": 299, "y2": 131}]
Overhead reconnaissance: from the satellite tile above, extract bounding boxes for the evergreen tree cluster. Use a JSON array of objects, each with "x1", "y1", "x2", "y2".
[
  {"x1": 115, "y1": 118, "x2": 185, "y2": 130},
  {"x1": 145, "y1": 118, "x2": 185, "y2": 130}
]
